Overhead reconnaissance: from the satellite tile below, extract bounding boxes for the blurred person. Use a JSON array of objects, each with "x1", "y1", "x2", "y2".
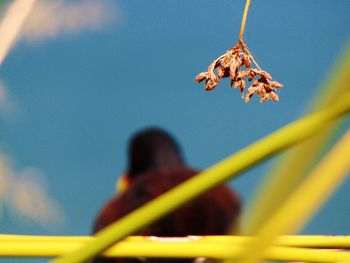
[{"x1": 92, "y1": 128, "x2": 242, "y2": 263}]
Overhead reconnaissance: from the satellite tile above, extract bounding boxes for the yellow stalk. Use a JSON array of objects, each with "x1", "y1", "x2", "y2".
[
  {"x1": 2, "y1": 238, "x2": 350, "y2": 262},
  {"x1": 48, "y1": 91, "x2": 350, "y2": 263},
  {"x1": 2, "y1": 234, "x2": 350, "y2": 248},
  {"x1": 238, "y1": 0, "x2": 251, "y2": 42},
  {"x1": 240, "y1": 128, "x2": 350, "y2": 263},
  {"x1": 245, "y1": 43, "x2": 350, "y2": 234}
]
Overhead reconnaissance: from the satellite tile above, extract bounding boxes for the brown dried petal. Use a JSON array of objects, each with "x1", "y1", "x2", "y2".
[
  {"x1": 246, "y1": 69, "x2": 257, "y2": 81},
  {"x1": 257, "y1": 85, "x2": 267, "y2": 96},
  {"x1": 195, "y1": 72, "x2": 208, "y2": 83},
  {"x1": 205, "y1": 78, "x2": 218, "y2": 91},
  {"x1": 229, "y1": 57, "x2": 241, "y2": 79},
  {"x1": 259, "y1": 89, "x2": 279, "y2": 102},
  {"x1": 251, "y1": 79, "x2": 260, "y2": 87},
  {"x1": 231, "y1": 79, "x2": 239, "y2": 88},
  {"x1": 245, "y1": 85, "x2": 257, "y2": 99},
  {"x1": 219, "y1": 56, "x2": 231, "y2": 69},
  {"x1": 264, "y1": 84, "x2": 274, "y2": 93},
  {"x1": 260, "y1": 93, "x2": 271, "y2": 103},
  {"x1": 257, "y1": 70, "x2": 272, "y2": 80},
  {"x1": 208, "y1": 61, "x2": 216, "y2": 75},
  {"x1": 257, "y1": 76, "x2": 269, "y2": 85},
  {"x1": 237, "y1": 69, "x2": 251, "y2": 79},
  {"x1": 245, "y1": 92, "x2": 253, "y2": 103},
  {"x1": 248, "y1": 74, "x2": 255, "y2": 81},
  {"x1": 270, "y1": 91, "x2": 279, "y2": 102},
  {"x1": 245, "y1": 82, "x2": 266, "y2": 102},
  {"x1": 229, "y1": 45, "x2": 240, "y2": 55},
  {"x1": 249, "y1": 68, "x2": 258, "y2": 74},
  {"x1": 231, "y1": 79, "x2": 246, "y2": 93},
  {"x1": 239, "y1": 80, "x2": 246, "y2": 93},
  {"x1": 269, "y1": 81, "x2": 284, "y2": 89},
  {"x1": 216, "y1": 66, "x2": 229, "y2": 78},
  {"x1": 242, "y1": 53, "x2": 251, "y2": 68}
]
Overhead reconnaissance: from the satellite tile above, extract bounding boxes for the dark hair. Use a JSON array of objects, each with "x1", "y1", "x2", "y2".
[{"x1": 127, "y1": 128, "x2": 184, "y2": 178}]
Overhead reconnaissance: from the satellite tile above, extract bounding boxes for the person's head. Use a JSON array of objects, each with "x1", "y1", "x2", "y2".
[
  {"x1": 127, "y1": 128, "x2": 184, "y2": 178},
  {"x1": 94, "y1": 128, "x2": 242, "y2": 263}
]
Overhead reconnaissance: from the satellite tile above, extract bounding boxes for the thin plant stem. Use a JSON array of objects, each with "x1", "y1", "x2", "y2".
[
  {"x1": 238, "y1": 0, "x2": 261, "y2": 70},
  {"x1": 238, "y1": 0, "x2": 251, "y2": 42},
  {"x1": 50, "y1": 90, "x2": 350, "y2": 263},
  {"x1": 240, "y1": 128, "x2": 350, "y2": 263},
  {"x1": 3, "y1": 238, "x2": 350, "y2": 262},
  {"x1": 2, "y1": 235, "x2": 350, "y2": 248},
  {"x1": 244, "y1": 47, "x2": 261, "y2": 70}
]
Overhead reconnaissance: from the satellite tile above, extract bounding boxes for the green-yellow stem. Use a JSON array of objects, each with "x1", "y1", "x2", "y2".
[
  {"x1": 2, "y1": 235, "x2": 350, "y2": 248},
  {"x1": 240, "y1": 128, "x2": 350, "y2": 263},
  {"x1": 2, "y1": 237, "x2": 350, "y2": 262}
]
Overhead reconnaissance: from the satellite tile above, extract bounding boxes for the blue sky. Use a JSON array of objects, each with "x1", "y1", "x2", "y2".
[{"x1": 0, "y1": 0, "x2": 349, "y2": 245}]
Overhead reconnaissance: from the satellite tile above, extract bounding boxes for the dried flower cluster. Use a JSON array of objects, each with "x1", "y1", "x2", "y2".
[{"x1": 195, "y1": 41, "x2": 283, "y2": 103}]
